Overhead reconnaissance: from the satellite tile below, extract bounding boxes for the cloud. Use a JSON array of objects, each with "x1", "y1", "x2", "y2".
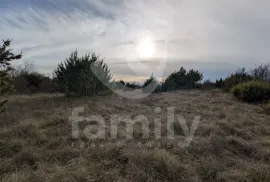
[{"x1": 0, "y1": 0, "x2": 270, "y2": 80}]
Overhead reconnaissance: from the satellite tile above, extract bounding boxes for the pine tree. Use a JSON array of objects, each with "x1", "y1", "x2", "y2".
[
  {"x1": 162, "y1": 67, "x2": 203, "y2": 91},
  {"x1": 54, "y1": 51, "x2": 111, "y2": 97},
  {"x1": 0, "y1": 39, "x2": 22, "y2": 114},
  {"x1": 142, "y1": 74, "x2": 160, "y2": 93}
]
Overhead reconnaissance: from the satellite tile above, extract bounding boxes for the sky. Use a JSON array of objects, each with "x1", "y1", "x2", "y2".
[{"x1": 1, "y1": 0, "x2": 270, "y2": 82}]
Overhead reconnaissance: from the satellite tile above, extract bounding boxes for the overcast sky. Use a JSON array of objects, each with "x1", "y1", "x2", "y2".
[{"x1": 1, "y1": 0, "x2": 270, "y2": 81}]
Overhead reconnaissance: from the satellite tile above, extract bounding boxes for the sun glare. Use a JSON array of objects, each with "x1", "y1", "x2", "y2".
[{"x1": 136, "y1": 39, "x2": 155, "y2": 59}]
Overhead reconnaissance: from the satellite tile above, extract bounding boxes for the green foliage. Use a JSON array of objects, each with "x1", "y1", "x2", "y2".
[
  {"x1": 142, "y1": 74, "x2": 160, "y2": 93},
  {"x1": 231, "y1": 81, "x2": 270, "y2": 103},
  {"x1": 20, "y1": 72, "x2": 42, "y2": 92},
  {"x1": 17, "y1": 72, "x2": 56, "y2": 93},
  {"x1": 222, "y1": 64, "x2": 270, "y2": 92},
  {"x1": 0, "y1": 39, "x2": 22, "y2": 114},
  {"x1": 113, "y1": 80, "x2": 126, "y2": 90},
  {"x1": 126, "y1": 82, "x2": 141, "y2": 90},
  {"x1": 111, "y1": 80, "x2": 124, "y2": 90},
  {"x1": 215, "y1": 78, "x2": 224, "y2": 88},
  {"x1": 162, "y1": 67, "x2": 203, "y2": 91},
  {"x1": 54, "y1": 51, "x2": 111, "y2": 96},
  {"x1": 223, "y1": 67, "x2": 253, "y2": 92},
  {"x1": 10, "y1": 62, "x2": 58, "y2": 94},
  {"x1": 186, "y1": 69, "x2": 204, "y2": 88}
]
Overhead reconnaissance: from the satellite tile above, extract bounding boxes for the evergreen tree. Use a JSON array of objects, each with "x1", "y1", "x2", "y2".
[
  {"x1": 185, "y1": 69, "x2": 203, "y2": 88},
  {"x1": 142, "y1": 74, "x2": 160, "y2": 93},
  {"x1": 0, "y1": 39, "x2": 22, "y2": 114},
  {"x1": 215, "y1": 78, "x2": 224, "y2": 88},
  {"x1": 162, "y1": 67, "x2": 203, "y2": 91},
  {"x1": 54, "y1": 51, "x2": 111, "y2": 97}
]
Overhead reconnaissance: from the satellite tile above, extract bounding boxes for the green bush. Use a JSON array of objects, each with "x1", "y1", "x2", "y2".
[
  {"x1": 223, "y1": 68, "x2": 253, "y2": 92},
  {"x1": 231, "y1": 81, "x2": 270, "y2": 103}
]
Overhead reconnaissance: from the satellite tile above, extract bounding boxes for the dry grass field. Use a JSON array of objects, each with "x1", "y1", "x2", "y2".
[{"x1": 0, "y1": 89, "x2": 270, "y2": 181}]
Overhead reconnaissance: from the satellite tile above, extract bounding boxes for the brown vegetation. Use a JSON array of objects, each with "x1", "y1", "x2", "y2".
[{"x1": 0, "y1": 90, "x2": 270, "y2": 181}]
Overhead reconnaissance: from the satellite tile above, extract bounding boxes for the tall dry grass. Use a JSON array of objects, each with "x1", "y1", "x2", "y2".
[{"x1": 0, "y1": 90, "x2": 270, "y2": 181}]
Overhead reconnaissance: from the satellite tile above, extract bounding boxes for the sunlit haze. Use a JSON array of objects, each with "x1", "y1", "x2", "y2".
[
  {"x1": 137, "y1": 39, "x2": 155, "y2": 59},
  {"x1": 1, "y1": 0, "x2": 270, "y2": 81}
]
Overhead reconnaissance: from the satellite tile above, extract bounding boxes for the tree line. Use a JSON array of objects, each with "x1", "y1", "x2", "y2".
[
  {"x1": 1, "y1": 40, "x2": 204, "y2": 96},
  {"x1": 1, "y1": 39, "x2": 270, "y2": 113}
]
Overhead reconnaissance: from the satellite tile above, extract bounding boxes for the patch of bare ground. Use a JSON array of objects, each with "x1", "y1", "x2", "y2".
[{"x1": 1, "y1": 89, "x2": 270, "y2": 181}]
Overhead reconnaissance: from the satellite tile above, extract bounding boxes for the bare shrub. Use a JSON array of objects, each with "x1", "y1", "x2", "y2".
[{"x1": 250, "y1": 63, "x2": 270, "y2": 82}]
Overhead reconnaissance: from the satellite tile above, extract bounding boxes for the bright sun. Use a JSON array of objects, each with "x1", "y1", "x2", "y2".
[{"x1": 136, "y1": 39, "x2": 155, "y2": 59}]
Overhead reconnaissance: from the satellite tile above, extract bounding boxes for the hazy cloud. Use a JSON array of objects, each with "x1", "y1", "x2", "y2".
[{"x1": 1, "y1": 0, "x2": 269, "y2": 80}]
